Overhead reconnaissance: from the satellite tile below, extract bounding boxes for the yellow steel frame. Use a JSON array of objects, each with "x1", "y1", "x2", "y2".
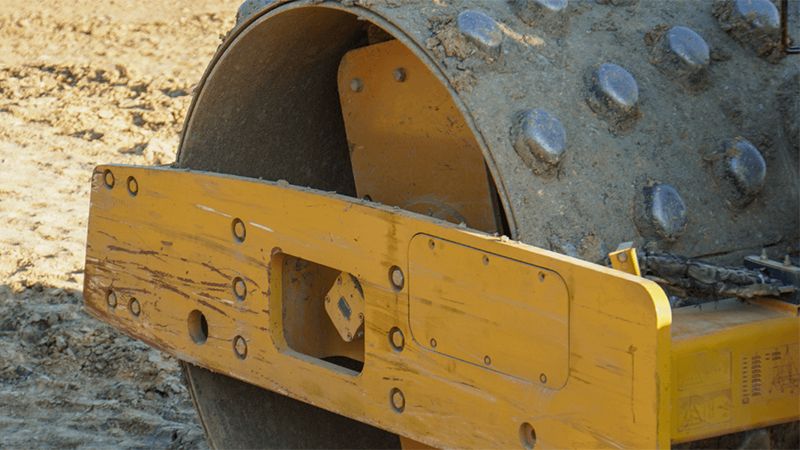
[{"x1": 83, "y1": 165, "x2": 798, "y2": 448}]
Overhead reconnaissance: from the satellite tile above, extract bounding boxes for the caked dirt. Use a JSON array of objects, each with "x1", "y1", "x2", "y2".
[{"x1": 0, "y1": 1, "x2": 238, "y2": 447}]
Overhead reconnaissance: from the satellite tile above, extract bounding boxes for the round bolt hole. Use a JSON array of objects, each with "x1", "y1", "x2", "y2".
[
  {"x1": 428, "y1": 239, "x2": 436, "y2": 250},
  {"x1": 519, "y1": 422, "x2": 537, "y2": 450},
  {"x1": 482, "y1": 255, "x2": 490, "y2": 266},
  {"x1": 430, "y1": 338, "x2": 438, "y2": 348},
  {"x1": 188, "y1": 310, "x2": 209, "y2": 344},
  {"x1": 362, "y1": 194, "x2": 373, "y2": 202},
  {"x1": 389, "y1": 266, "x2": 404, "y2": 290},
  {"x1": 129, "y1": 298, "x2": 141, "y2": 317},
  {"x1": 616, "y1": 252, "x2": 628, "y2": 263},
  {"x1": 393, "y1": 68, "x2": 407, "y2": 82},
  {"x1": 103, "y1": 169, "x2": 115, "y2": 189},
  {"x1": 126, "y1": 176, "x2": 138, "y2": 196},
  {"x1": 231, "y1": 218, "x2": 246, "y2": 243},
  {"x1": 350, "y1": 78, "x2": 363, "y2": 92},
  {"x1": 106, "y1": 290, "x2": 117, "y2": 308},
  {"x1": 389, "y1": 327, "x2": 405, "y2": 351},
  {"x1": 389, "y1": 387, "x2": 405, "y2": 413},
  {"x1": 232, "y1": 277, "x2": 247, "y2": 301},
  {"x1": 484, "y1": 355, "x2": 492, "y2": 366},
  {"x1": 539, "y1": 373, "x2": 548, "y2": 384},
  {"x1": 538, "y1": 272, "x2": 546, "y2": 282},
  {"x1": 233, "y1": 335, "x2": 247, "y2": 359}
]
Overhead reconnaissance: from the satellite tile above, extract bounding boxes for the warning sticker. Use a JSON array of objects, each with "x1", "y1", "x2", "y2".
[
  {"x1": 678, "y1": 390, "x2": 732, "y2": 431},
  {"x1": 741, "y1": 344, "x2": 799, "y2": 405}
]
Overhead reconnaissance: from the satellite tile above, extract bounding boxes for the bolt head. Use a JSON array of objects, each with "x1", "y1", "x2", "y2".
[
  {"x1": 594, "y1": 63, "x2": 639, "y2": 109},
  {"x1": 129, "y1": 298, "x2": 141, "y2": 316},
  {"x1": 390, "y1": 388, "x2": 405, "y2": 412},
  {"x1": 457, "y1": 10, "x2": 503, "y2": 57},
  {"x1": 635, "y1": 183, "x2": 688, "y2": 242},
  {"x1": 106, "y1": 291, "x2": 117, "y2": 308},
  {"x1": 721, "y1": 138, "x2": 766, "y2": 203},
  {"x1": 666, "y1": 26, "x2": 710, "y2": 69},
  {"x1": 233, "y1": 277, "x2": 247, "y2": 301},
  {"x1": 393, "y1": 68, "x2": 406, "y2": 82},
  {"x1": 234, "y1": 335, "x2": 248, "y2": 359},
  {"x1": 389, "y1": 327, "x2": 405, "y2": 351},
  {"x1": 350, "y1": 78, "x2": 363, "y2": 93},
  {"x1": 389, "y1": 266, "x2": 404, "y2": 290},
  {"x1": 513, "y1": 109, "x2": 566, "y2": 174},
  {"x1": 103, "y1": 170, "x2": 115, "y2": 189},
  {"x1": 231, "y1": 218, "x2": 246, "y2": 242},
  {"x1": 734, "y1": 0, "x2": 779, "y2": 30},
  {"x1": 126, "y1": 176, "x2": 138, "y2": 196}
]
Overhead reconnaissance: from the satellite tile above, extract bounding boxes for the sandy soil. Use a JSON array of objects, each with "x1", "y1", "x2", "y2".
[{"x1": 0, "y1": 1, "x2": 238, "y2": 447}]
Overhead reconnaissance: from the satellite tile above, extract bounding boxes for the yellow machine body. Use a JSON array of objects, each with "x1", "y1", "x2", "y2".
[{"x1": 84, "y1": 165, "x2": 799, "y2": 449}]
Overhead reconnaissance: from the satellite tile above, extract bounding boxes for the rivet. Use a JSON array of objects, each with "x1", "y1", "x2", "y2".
[
  {"x1": 586, "y1": 63, "x2": 639, "y2": 133},
  {"x1": 393, "y1": 68, "x2": 407, "y2": 82},
  {"x1": 484, "y1": 355, "x2": 492, "y2": 365},
  {"x1": 103, "y1": 169, "x2": 115, "y2": 189},
  {"x1": 233, "y1": 335, "x2": 248, "y2": 359},
  {"x1": 716, "y1": 138, "x2": 766, "y2": 206},
  {"x1": 350, "y1": 78, "x2": 364, "y2": 93},
  {"x1": 512, "y1": 109, "x2": 567, "y2": 175},
  {"x1": 390, "y1": 388, "x2": 405, "y2": 413},
  {"x1": 651, "y1": 26, "x2": 710, "y2": 90},
  {"x1": 129, "y1": 298, "x2": 141, "y2": 317},
  {"x1": 389, "y1": 327, "x2": 405, "y2": 351},
  {"x1": 666, "y1": 26, "x2": 710, "y2": 69},
  {"x1": 731, "y1": 0, "x2": 779, "y2": 29},
  {"x1": 389, "y1": 266, "x2": 404, "y2": 290},
  {"x1": 232, "y1": 277, "x2": 247, "y2": 301},
  {"x1": 232, "y1": 218, "x2": 246, "y2": 242},
  {"x1": 457, "y1": 10, "x2": 503, "y2": 57},
  {"x1": 126, "y1": 176, "x2": 138, "y2": 196},
  {"x1": 106, "y1": 290, "x2": 117, "y2": 308},
  {"x1": 715, "y1": 0, "x2": 780, "y2": 59},
  {"x1": 634, "y1": 183, "x2": 688, "y2": 242}
]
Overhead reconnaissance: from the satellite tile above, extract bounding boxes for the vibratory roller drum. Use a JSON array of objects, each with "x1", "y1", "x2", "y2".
[{"x1": 172, "y1": 0, "x2": 798, "y2": 448}]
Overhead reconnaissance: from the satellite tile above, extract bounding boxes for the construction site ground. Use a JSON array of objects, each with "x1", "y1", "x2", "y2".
[{"x1": 0, "y1": 1, "x2": 238, "y2": 446}]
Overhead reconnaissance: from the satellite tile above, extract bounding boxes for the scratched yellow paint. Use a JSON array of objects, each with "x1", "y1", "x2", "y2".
[
  {"x1": 670, "y1": 300, "x2": 800, "y2": 443},
  {"x1": 83, "y1": 165, "x2": 676, "y2": 448}
]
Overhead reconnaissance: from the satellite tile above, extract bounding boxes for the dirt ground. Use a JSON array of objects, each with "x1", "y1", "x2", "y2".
[{"x1": 0, "y1": 0, "x2": 239, "y2": 447}]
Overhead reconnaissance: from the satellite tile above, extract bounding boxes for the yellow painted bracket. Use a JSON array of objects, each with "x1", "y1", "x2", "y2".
[
  {"x1": 83, "y1": 165, "x2": 798, "y2": 448},
  {"x1": 609, "y1": 242, "x2": 641, "y2": 276}
]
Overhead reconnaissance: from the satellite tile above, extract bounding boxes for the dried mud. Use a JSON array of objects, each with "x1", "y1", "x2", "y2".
[{"x1": 0, "y1": 1, "x2": 238, "y2": 447}]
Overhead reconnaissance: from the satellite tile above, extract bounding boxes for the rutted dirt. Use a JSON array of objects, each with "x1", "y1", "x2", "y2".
[{"x1": 0, "y1": 1, "x2": 238, "y2": 447}]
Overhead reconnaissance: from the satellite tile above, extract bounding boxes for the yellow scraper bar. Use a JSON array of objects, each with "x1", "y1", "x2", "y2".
[{"x1": 83, "y1": 165, "x2": 798, "y2": 448}]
